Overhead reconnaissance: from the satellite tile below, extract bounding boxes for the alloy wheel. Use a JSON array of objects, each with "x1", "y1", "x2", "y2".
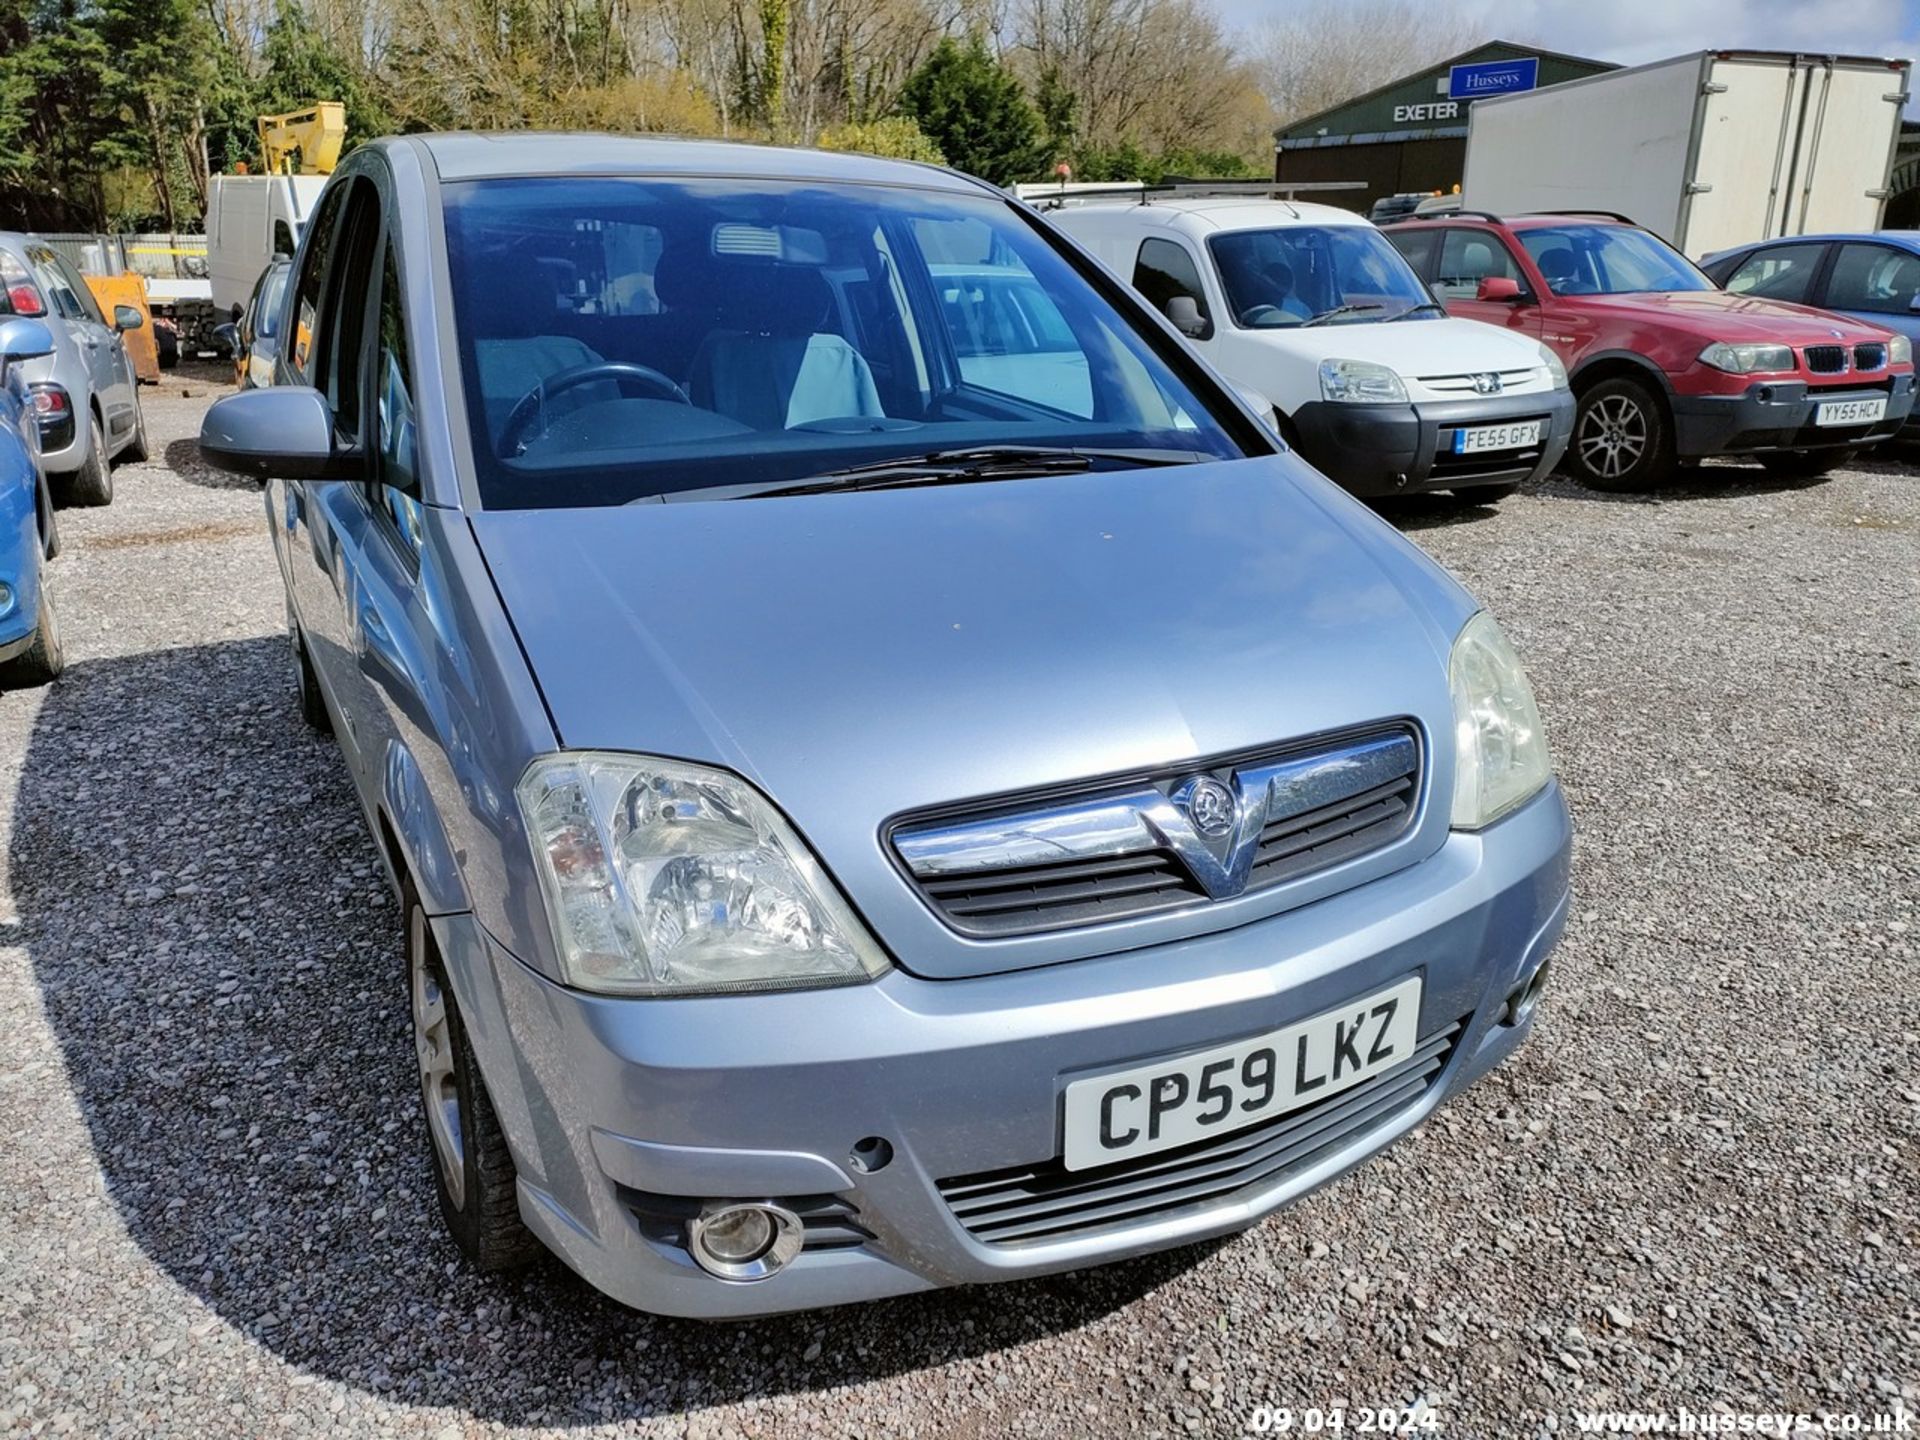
[
  {"x1": 409, "y1": 906, "x2": 466, "y2": 1210},
  {"x1": 1577, "y1": 393, "x2": 1649, "y2": 480}
]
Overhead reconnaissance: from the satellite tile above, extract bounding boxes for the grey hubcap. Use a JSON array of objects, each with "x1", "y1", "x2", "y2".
[
  {"x1": 409, "y1": 907, "x2": 466, "y2": 1209},
  {"x1": 1578, "y1": 394, "x2": 1648, "y2": 479}
]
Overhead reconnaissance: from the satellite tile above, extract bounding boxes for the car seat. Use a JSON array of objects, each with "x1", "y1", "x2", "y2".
[
  {"x1": 470, "y1": 253, "x2": 616, "y2": 443},
  {"x1": 1533, "y1": 246, "x2": 1585, "y2": 294},
  {"x1": 675, "y1": 260, "x2": 883, "y2": 430}
]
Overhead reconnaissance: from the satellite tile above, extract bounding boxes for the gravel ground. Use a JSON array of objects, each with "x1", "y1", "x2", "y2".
[{"x1": 0, "y1": 376, "x2": 1916, "y2": 1439}]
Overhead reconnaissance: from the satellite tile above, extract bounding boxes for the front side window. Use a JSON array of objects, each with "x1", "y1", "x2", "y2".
[
  {"x1": 1133, "y1": 238, "x2": 1211, "y2": 336},
  {"x1": 289, "y1": 183, "x2": 348, "y2": 379},
  {"x1": 253, "y1": 263, "x2": 291, "y2": 340},
  {"x1": 442, "y1": 177, "x2": 1246, "y2": 508},
  {"x1": 1826, "y1": 243, "x2": 1920, "y2": 316},
  {"x1": 1518, "y1": 225, "x2": 1712, "y2": 296},
  {"x1": 1719, "y1": 243, "x2": 1824, "y2": 303},
  {"x1": 375, "y1": 243, "x2": 420, "y2": 507},
  {"x1": 1433, "y1": 229, "x2": 1527, "y2": 301},
  {"x1": 1206, "y1": 225, "x2": 1434, "y2": 327}
]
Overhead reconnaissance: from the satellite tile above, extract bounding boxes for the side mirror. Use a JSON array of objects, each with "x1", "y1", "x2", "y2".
[
  {"x1": 1907, "y1": 292, "x2": 1920, "y2": 313},
  {"x1": 1228, "y1": 380, "x2": 1278, "y2": 432},
  {"x1": 112, "y1": 304, "x2": 145, "y2": 332},
  {"x1": 213, "y1": 322, "x2": 241, "y2": 357},
  {"x1": 0, "y1": 317, "x2": 55, "y2": 367},
  {"x1": 1165, "y1": 295, "x2": 1211, "y2": 339},
  {"x1": 200, "y1": 386, "x2": 360, "y2": 480},
  {"x1": 1476, "y1": 276, "x2": 1523, "y2": 303}
]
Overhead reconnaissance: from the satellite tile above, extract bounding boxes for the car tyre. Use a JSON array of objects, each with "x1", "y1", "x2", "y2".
[
  {"x1": 405, "y1": 881, "x2": 541, "y2": 1273},
  {"x1": 1757, "y1": 448, "x2": 1851, "y2": 480},
  {"x1": 118, "y1": 392, "x2": 150, "y2": 464},
  {"x1": 1569, "y1": 377, "x2": 1674, "y2": 492},
  {"x1": 0, "y1": 575, "x2": 64, "y2": 689},
  {"x1": 56, "y1": 416, "x2": 114, "y2": 507},
  {"x1": 290, "y1": 624, "x2": 332, "y2": 734}
]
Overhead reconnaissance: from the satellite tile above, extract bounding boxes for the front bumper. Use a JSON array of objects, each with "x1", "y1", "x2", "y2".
[
  {"x1": 1670, "y1": 373, "x2": 1916, "y2": 457},
  {"x1": 439, "y1": 782, "x2": 1573, "y2": 1318},
  {"x1": 1289, "y1": 389, "x2": 1575, "y2": 497}
]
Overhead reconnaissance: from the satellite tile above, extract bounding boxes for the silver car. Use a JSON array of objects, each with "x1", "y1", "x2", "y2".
[
  {"x1": 0, "y1": 233, "x2": 148, "y2": 506},
  {"x1": 199, "y1": 134, "x2": 1572, "y2": 1319}
]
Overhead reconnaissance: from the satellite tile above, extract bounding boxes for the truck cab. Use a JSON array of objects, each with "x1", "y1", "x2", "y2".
[{"x1": 1043, "y1": 193, "x2": 1574, "y2": 504}]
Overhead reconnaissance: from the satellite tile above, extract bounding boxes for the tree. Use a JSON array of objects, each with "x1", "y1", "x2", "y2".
[
  {"x1": 896, "y1": 35, "x2": 1043, "y2": 185},
  {"x1": 1249, "y1": 0, "x2": 1485, "y2": 126},
  {"x1": 816, "y1": 114, "x2": 943, "y2": 162}
]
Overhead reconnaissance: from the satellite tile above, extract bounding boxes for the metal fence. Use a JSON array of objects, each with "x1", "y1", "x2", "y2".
[{"x1": 38, "y1": 231, "x2": 208, "y2": 282}]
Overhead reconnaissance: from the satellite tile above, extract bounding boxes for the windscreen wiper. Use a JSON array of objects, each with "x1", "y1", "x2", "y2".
[
  {"x1": 1300, "y1": 303, "x2": 1385, "y2": 327},
  {"x1": 734, "y1": 445, "x2": 1206, "y2": 499},
  {"x1": 1393, "y1": 302, "x2": 1450, "y2": 320}
]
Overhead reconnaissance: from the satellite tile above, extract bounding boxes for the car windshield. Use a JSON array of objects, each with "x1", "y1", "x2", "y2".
[
  {"x1": 1206, "y1": 225, "x2": 1435, "y2": 327},
  {"x1": 442, "y1": 177, "x2": 1245, "y2": 508},
  {"x1": 1517, "y1": 224, "x2": 1712, "y2": 296}
]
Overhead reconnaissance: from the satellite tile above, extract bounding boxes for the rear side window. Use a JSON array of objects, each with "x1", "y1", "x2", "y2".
[
  {"x1": 1434, "y1": 230, "x2": 1525, "y2": 301},
  {"x1": 1825, "y1": 243, "x2": 1920, "y2": 315},
  {"x1": 1133, "y1": 238, "x2": 1211, "y2": 336},
  {"x1": 27, "y1": 247, "x2": 100, "y2": 324},
  {"x1": 1719, "y1": 243, "x2": 1824, "y2": 303},
  {"x1": 1382, "y1": 227, "x2": 1438, "y2": 277}
]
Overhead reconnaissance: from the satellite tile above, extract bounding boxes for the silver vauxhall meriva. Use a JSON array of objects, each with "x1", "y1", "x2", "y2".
[{"x1": 198, "y1": 134, "x2": 1572, "y2": 1318}]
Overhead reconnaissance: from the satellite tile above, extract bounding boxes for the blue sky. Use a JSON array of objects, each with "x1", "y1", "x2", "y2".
[{"x1": 1225, "y1": 0, "x2": 1920, "y2": 74}]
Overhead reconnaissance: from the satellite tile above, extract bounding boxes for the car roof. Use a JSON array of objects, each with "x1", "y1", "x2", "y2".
[
  {"x1": 1713, "y1": 231, "x2": 1920, "y2": 253},
  {"x1": 401, "y1": 132, "x2": 989, "y2": 195},
  {"x1": 1053, "y1": 198, "x2": 1370, "y2": 233}
]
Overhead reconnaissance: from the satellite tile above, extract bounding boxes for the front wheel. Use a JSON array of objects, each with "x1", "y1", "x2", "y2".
[
  {"x1": 1569, "y1": 378, "x2": 1675, "y2": 492},
  {"x1": 0, "y1": 577, "x2": 64, "y2": 689},
  {"x1": 1757, "y1": 449, "x2": 1851, "y2": 480},
  {"x1": 405, "y1": 883, "x2": 541, "y2": 1272}
]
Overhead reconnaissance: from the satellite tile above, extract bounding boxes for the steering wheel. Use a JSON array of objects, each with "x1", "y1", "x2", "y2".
[
  {"x1": 1238, "y1": 304, "x2": 1287, "y2": 327},
  {"x1": 500, "y1": 361, "x2": 691, "y2": 456}
]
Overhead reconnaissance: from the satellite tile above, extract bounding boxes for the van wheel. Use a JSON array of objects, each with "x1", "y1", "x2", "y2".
[
  {"x1": 0, "y1": 578, "x2": 64, "y2": 689},
  {"x1": 1570, "y1": 378, "x2": 1674, "y2": 492},
  {"x1": 405, "y1": 882, "x2": 541, "y2": 1272},
  {"x1": 56, "y1": 416, "x2": 114, "y2": 507},
  {"x1": 1757, "y1": 449, "x2": 1851, "y2": 480},
  {"x1": 118, "y1": 393, "x2": 150, "y2": 464}
]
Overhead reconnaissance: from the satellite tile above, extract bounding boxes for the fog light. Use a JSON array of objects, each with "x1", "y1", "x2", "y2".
[
  {"x1": 687, "y1": 1201, "x2": 803, "y2": 1281},
  {"x1": 1503, "y1": 958, "x2": 1552, "y2": 1028},
  {"x1": 0, "y1": 582, "x2": 13, "y2": 617}
]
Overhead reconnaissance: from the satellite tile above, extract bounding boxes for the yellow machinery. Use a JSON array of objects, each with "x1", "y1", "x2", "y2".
[{"x1": 257, "y1": 103, "x2": 347, "y2": 176}]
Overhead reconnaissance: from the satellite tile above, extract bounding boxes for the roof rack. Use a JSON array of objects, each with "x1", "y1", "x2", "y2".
[
  {"x1": 1012, "y1": 179, "x2": 1365, "y2": 210},
  {"x1": 1380, "y1": 208, "x2": 1503, "y2": 225},
  {"x1": 1518, "y1": 209, "x2": 1638, "y2": 225}
]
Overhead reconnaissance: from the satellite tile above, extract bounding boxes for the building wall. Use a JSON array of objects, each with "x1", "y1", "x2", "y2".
[{"x1": 1275, "y1": 138, "x2": 1468, "y2": 214}]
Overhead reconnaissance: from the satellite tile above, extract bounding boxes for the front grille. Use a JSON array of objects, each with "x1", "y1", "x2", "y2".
[
  {"x1": 1419, "y1": 368, "x2": 1537, "y2": 394},
  {"x1": 938, "y1": 1017, "x2": 1464, "y2": 1246},
  {"x1": 893, "y1": 727, "x2": 1422, "y2": 938},
  {"x1": 1804, "y1": 344, "x2": 1848, "y2": 374},
  {"x1": 919, "y1": 849, "x2": 1207, "y2": 934},
  {"x1": 1854, "y1": 342, "x2": 1887, "y2": 372}
]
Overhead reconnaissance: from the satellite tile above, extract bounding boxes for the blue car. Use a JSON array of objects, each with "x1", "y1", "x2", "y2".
[
  {"x1": 0, "y1": 317, "x2": 63, "y2": 687},
  {"x1": 1702, "y1": 232, "x2": 1920, "y2": 438},
  {"x1": 198, "y1": 135, "x2": 1572, "y2": 1318}
]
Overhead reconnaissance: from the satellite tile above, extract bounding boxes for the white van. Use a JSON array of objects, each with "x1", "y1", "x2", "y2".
[
  {"x1": 1042, "y1": 189, "x2": 1575, "y2": 502},
  {"x1": 206, "y1": 173, "x2": 328, "y2": 318}
]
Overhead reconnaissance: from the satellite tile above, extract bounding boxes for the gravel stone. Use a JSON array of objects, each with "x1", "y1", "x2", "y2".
[{"x1": 0, "y1": 376, "x2": 1915, "y2": 1436}]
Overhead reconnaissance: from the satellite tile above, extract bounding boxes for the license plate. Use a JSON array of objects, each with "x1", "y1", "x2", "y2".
[
  {"x1": 1060, "y1": 976, "x2": 1423, "y2": 1172},
  {"x1": 1815, "y1": 397, "x2": 1886, "y2": 427},
  {"x1": 1452, "y1": 420, "x2": 1542, "y2": 454}
]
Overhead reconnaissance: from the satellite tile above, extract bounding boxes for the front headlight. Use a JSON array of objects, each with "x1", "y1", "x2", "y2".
[
  {"x1": 516, "y1": 752, "x2": 891, "y2": 996},
  {"x1": 1449, "y1": 613, "x2": 1553, "y2": 829},
  {"x1": 1888, "y1": 334, "x2": 1912, "y2": 366},
  {"x1": 1699, "y1": 341, "x2": 1795, "y2": 374},
  {"x1": 1319, "y1": 358, "x2": 1408, "y2": 404},
  {"x1": 1535, "y1": 342, "x2": 1568, "y2": 388}
]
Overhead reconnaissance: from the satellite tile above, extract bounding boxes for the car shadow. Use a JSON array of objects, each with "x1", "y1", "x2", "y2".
[
  {"x1": 1370, "y1": 491, "x2": 1510, "y2": 532},
  {"x1": 1532, "y1": 461, "x2": 1858, "y2": 506},
  {"x1": 163, "y1": 436, "x2": 260, "y2": 494},
  {"x1": 10, "y1": 636, "x2": 1219, "y2": 1425}
]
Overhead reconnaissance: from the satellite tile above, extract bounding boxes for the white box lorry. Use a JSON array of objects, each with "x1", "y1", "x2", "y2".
[{"x1": 1460, "y1": 51, "x2": 1911, "y2": 259}]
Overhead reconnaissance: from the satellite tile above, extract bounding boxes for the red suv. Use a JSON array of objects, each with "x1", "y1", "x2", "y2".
[{"x1": 1385, "y1": 212, "x2": 1916, "y2": 490}]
